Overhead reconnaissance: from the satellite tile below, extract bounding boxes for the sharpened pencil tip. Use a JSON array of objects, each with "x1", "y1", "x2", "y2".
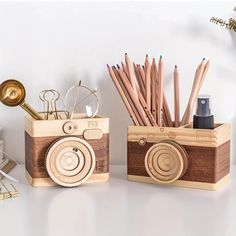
[
  {"x1": 125, "y1": 53, "x2": 127, "y2": 56},
  {"x1": 202, "y1": 57, "x2": 206, "y2": 61},
  {"x1": 146, "y1": 54, "x2": 148, "y2": 58},
  {"x1": 175, "y1": 65, "x2": 177, "y2": 69},
  {"x1": 107, "y1": 64, "x2": 110, "y2": 68},
  {"x1": 116, "y1": 64, "x2": 120, "y2": 69},
  {"x1": 160, "y1": 55, "x2": 162, "y2": 59}
]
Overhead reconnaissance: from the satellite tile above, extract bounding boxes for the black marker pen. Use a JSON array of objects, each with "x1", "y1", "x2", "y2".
[{"x1": 193, "y1": 95, "x2": 214, "y2": 129}]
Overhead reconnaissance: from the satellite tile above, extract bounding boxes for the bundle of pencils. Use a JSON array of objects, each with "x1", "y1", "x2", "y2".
[{"x1": 107, "y1": 54, "x2": 209, "y2": 127}]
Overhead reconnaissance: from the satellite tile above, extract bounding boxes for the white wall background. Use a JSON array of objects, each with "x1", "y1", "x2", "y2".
[{"x1": 0, "y1": 1, "x2": 236, "y2": 164}]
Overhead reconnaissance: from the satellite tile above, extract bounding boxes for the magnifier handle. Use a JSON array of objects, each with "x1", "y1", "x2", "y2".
[{"x1": 20, "y1": 102, "x2": 43, "y2": 120}]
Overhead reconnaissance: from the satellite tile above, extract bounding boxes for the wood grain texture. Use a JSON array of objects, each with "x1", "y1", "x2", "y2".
[
  {"x1": 25, "y1": 114, "x2": 109, "y2": 137},
  {"x1": 26, "y1": 170, "x2": 109, "y2": 187},
  {"x1": 25, "y1": 133, "x2": 109, "y2": 179},
  {"x1": 127, "y1": 174, "x2": 229, "y2": 191},
  {"x1": 128, "y1": 123, "x2": 231, "y2": 147},
  {"x1": 127, "y1": 140, "x2": 230, "y2": 184},
  {"x1": 144, "y1": 140, "x2": 188, "y2": 183}
]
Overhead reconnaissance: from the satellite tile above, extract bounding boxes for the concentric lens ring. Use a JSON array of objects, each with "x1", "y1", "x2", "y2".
[
  {"x1": 45, "y1": 137, "x2": 95, "y2": 187},
  {"x1": 145, "y1": 141, "x2": 188, "y2": 184}
]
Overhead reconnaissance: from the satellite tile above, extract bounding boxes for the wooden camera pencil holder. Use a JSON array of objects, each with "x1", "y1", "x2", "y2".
[
  {"x1": 127, "y1": 123, "x2": 231, "y2": 190},
  {"x1": 25, "y1": 114, "x2": 109, "y2": 187}
]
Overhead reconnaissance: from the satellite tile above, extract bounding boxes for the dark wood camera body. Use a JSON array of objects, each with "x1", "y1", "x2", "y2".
[
  {"x1": 127, "y1": 124, "x2": 231, "y2": 190},
  {"x1": 25, "y1": 115, "x2": 109, "y2": 187}
]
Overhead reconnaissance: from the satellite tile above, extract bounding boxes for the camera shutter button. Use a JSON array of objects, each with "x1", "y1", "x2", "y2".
[
  {"x1": 138, "y1": 138, "x2": 147, "y2": 146},
  {"x1": 63, "y1": 121, "x2": 77, "y2": 134},
  {"x1": 168, "y1": 131, "x2": 176, "y2": 139}
]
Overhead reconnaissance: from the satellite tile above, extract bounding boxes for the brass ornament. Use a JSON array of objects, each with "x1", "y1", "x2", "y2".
[
  {"x1": 0, "y1": 79, "x2": 25, "y2": 106},
  {"x1": 0, "y1": 79, "x2": 43, "y2": 120}
]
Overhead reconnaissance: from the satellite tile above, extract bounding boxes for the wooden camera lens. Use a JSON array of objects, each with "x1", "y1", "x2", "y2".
[
  {"x1": 145, "y1": 141, "x2": 188, "y2": 184},
  {"x1": 45, "y1": 137, "x2": 96, "y2": 187}
]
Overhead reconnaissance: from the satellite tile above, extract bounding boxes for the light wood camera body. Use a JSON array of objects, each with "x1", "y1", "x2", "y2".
[
  {"x1": 127, "y1": 124, "x2": 231, "y2": 190},
  {"x1": 25, "y1": 114, "x2": 109, "y2": 187}
]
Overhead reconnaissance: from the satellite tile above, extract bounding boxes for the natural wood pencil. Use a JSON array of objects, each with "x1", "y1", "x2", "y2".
[
  {"x1": 145, "y1": 59, "x2": 151, "y2": 110},
  {"x1": 163, "y1": 95, "x2": 173, "y2": 127},
  {"x1": 121, "y1": 62, "x2": 129, "y2": 80},
  {"x1": 151, "y1": 58, "x2": 157, "y2": 121},
  {"x1": 162, "y1": 109, "x2": 168, "y2": 127},
  {"x1": 107, "y1": 65, "x2": 139, "y2": 125},
  {"x1": 112, "y1": 66, "x2": 143, "y2": 125},
  {"x1": 137, "y1": 64, "x2": 146, "y2": 87},
  {"x1": 174, "y1": 65, "x2": 180, "y2": 127},
  {"x1": 125, "y1": 53, "x2": 138, "y2": 98},
  {"x1": 144, "y1": 54, "x2": 149, "y2": 73},
  {"x1": 116, "y1": 66, "x2": 151, "y2": 126},
  {"x1": 157, "y1": 56, "x2": 164, "y2": 126},
  {"x1": 112, "y1": 66, "x2": 144, "y2": 126},
  {"x1": 133, "y1": 63, "x2": 145, "y2": 97},
  {"x1": 109, "y1": 55, "x2": 210, "y2": 128},
  {"x1": 190, "y1": 58, "x2": 206, "y2": 105},
  {"x1": 153, "y1": 58, "x2": 172, "y2": 127},
  {"x1": 185, "y1": 60, "x2": 210, "y2": 124},
  {"x1": 198, "y1": 60, "x2": 210, "y2": 93},
  {"x1": 137, "y1": 89, "x2": 157, "y2": 126},
  {"x1": 155, "y1": 78, "x2": 173, "y2": 127},
  {"x1": 181, "y1": 58, "x2": 206, "y2": 125}
]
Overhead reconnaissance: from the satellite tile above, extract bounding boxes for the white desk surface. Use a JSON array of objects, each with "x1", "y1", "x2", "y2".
[{"x1": 0, "y1": 165, "x2": 236, "y2": 236}]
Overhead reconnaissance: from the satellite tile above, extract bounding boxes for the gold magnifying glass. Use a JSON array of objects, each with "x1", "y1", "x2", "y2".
[{"x1": 0, "y1": 79, "x2": 43, "y2": 120}]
